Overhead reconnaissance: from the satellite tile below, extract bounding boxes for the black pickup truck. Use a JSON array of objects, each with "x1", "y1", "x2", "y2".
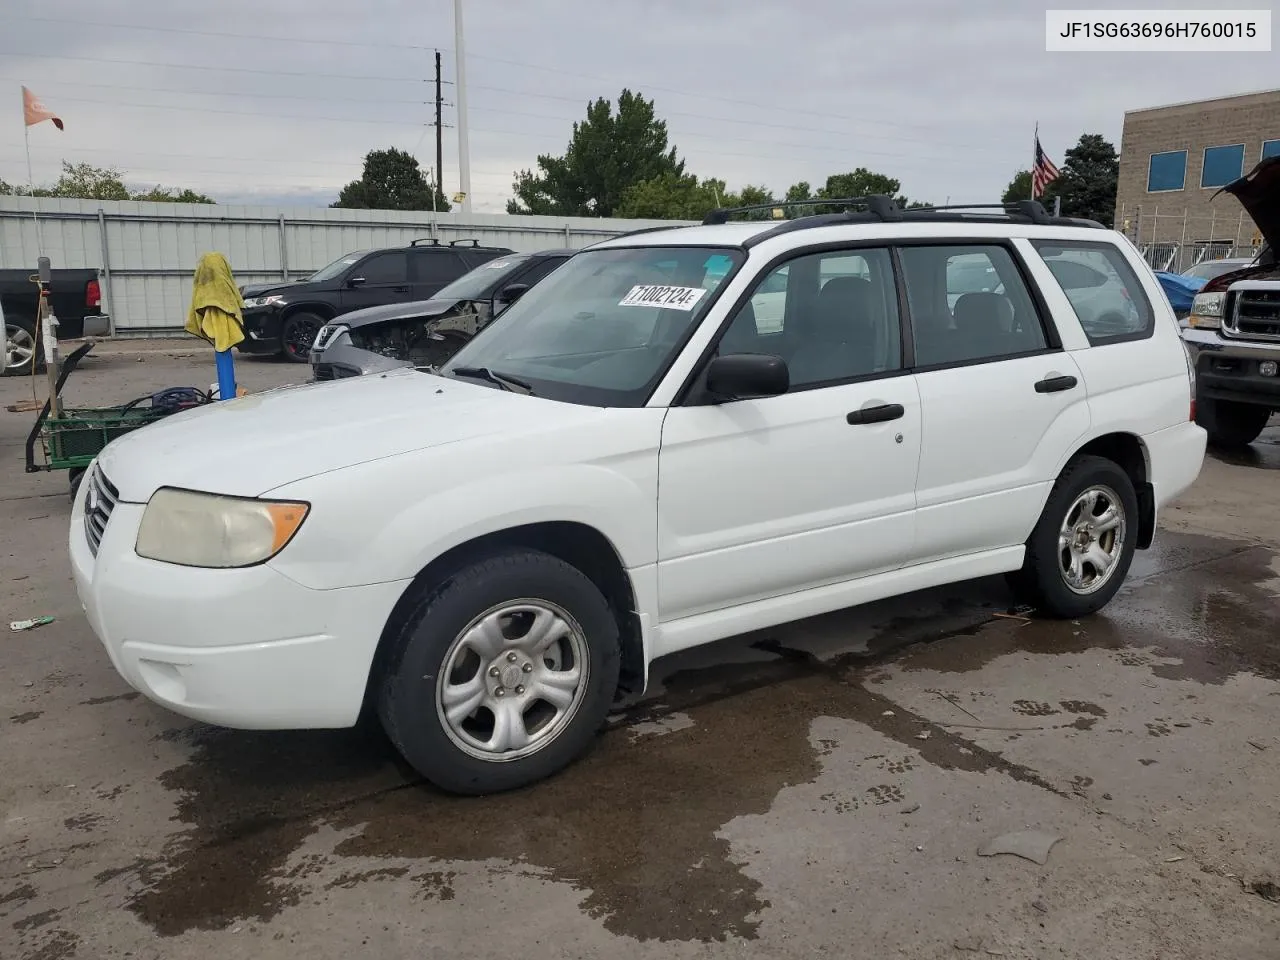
[{"x1": 2, "y1": 268, "x2": 109, "y2": 376}]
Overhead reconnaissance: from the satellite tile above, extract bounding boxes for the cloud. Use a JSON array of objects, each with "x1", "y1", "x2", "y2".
[{"x1": 2, "y1": 0, "x2": 1275, "y2": 212}]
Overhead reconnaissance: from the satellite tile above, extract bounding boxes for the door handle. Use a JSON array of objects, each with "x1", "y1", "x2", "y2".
[
  {"x1": 846, "y1": 402, "x2": 905, "y2": 425},
  {"x1": 392, "y1": 285, "x2": 411, "y2": 293},
  {"x1": 1034, "y1": 374, "x2": 1078, "y2": 394}
]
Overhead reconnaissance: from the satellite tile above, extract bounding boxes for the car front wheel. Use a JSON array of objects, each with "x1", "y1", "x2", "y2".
[
  {"x1": 3, "y1": 315, "x2": 43, "y2": 377},
  {"x1": 280, "y1": 311, "x2": 324, "y2": 363},
  {"x1": 1011, "y1": 455, "x2": 1138, "y2": 619},
  {"x1": 377, "y1": 549, "x2": 620, "y2": 795}
]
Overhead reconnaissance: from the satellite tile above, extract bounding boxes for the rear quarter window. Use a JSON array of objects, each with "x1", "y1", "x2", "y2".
[{"x1": 1031, "y1": 240, "x2": 1155, "y2": 345}]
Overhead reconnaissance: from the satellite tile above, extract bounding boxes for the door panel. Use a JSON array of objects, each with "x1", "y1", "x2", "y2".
[
  {"x1": 340, "y1": 252, "x2": 411, "y2": 311},
  {"x1": 900, "y1": 242, "x2": 1092, "y2": 563},
  {"x1": 912, "y1": 354, "x2": 1089, "y2": 561},
  {"x1": 657, "y1": 378, "x2": 922, "y2": 622}
]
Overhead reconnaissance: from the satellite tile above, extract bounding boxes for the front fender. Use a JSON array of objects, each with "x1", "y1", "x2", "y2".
[{"x1": 265, "y1": 417, "x2": 663, "y2": 592}]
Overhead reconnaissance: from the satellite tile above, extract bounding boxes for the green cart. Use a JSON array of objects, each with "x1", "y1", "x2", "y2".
[{"x1": 24, "y1": 343, "x2": 203, "y2": 499}]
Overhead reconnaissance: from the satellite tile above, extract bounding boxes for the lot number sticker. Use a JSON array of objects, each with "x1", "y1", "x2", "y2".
[{"x1": 618, "y1": 284, "x2": 707, "y2": 311}]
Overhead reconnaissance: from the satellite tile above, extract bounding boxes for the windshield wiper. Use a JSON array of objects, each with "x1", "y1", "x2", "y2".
[{"x1": 448, "y1": 366, "x2": 534, "y2": 395}]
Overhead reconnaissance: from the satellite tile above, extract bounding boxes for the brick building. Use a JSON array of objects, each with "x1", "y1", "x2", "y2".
[{"x1": 1114, "y1": 88, "x2": 1280, "y2": 262}]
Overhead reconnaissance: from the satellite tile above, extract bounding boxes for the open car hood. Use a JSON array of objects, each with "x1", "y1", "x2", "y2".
[
  {"x1": 1219, "y1": 156, "x2": 1280, "y2": 255},
  {"x1": 340, "y1": 297, "x2": 468, "y2": 330}
]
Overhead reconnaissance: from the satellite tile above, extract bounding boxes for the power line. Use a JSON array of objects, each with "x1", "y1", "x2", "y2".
[
  {"x1": 40, "y1": 94, "x2": 435, "y2": 127},
  {"x1": 11, "y1": 14, "x2": 440, "y2": 51},
  {"x1": 0, "y1": 48, "x2": 447, "y2": 84},
  {"x1": 8, "y1": 13, "x2": 957, "y2": 136},
  {"x1": 0, "y1": 76, "x2": 434, "y2": 107}
]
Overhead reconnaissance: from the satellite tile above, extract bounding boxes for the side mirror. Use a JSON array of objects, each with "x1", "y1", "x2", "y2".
[
  {"x1": 498, "y1": 282, "x2": 530, "y2": 304},
  {"x1": 346, "y1": 276, "x2": 367, "y2": 288},
  {"x1": 704, "y1": 353, "x2": 789, "y2": 401}
]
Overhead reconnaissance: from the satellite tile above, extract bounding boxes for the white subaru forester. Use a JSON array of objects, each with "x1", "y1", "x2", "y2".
[{"x1": 71, "y1": 198, "x2": 1207, "y2": 794}]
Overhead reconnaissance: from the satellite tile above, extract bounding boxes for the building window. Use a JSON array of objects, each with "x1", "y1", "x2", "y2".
[
  {"x1": 1147, "y1": 150, "x2": 1187, "y2": 192},
  {"x1": 1201, "y1": 144, "x2": 1245, "y2": 188},
  {"x1": 1263, "y1": 139, "x2": 1280, "y2": 161}
]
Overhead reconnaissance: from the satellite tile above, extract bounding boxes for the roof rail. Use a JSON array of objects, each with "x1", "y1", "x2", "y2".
[
  {"x1": 581, "y1": 223, "x2": 693, "y2": 250},
  {"x1": 449, "y1": 238, "x2": 481, "y2": 247},
  {"x1": 703, "y1": 194, "x2": 903, "y2": 226},
  {"x1": 409, "y1": 237, "x2": 441, "y2": 246}
]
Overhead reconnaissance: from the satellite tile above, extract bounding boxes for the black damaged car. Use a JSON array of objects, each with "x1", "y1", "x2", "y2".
[
  {"x1": 237, "y1": 238, "x2": 514, "y2": 362},
  {"x1": 309, "y1": 248, "x2": 575, "y2": 380}
]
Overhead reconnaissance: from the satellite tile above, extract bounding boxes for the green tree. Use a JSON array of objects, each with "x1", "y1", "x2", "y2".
[
  {"x1": 507, "y1": 89, "x2": 684, "y2": 217},
  {"x1": 34, "y1": 161, "x2": 130, "y2": 200},
  {"x1": 131, "y1": 185, "x2": 215, "y2": 203},
  {"x1": 1050, "y1": 134, "x2": 1118, "y2": 224},
  {"x1": 332, "y1": 147, "x2": 449, "y2": 211},
  {"x1": 1001, "y1": 170, "x2": 1035, "y2": 205},
  {"x1": 812, "y1": 168, "x2": 927, "y2": 212}
]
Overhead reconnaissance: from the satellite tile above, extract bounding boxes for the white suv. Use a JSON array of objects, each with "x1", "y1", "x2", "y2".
[{"x1": 70, "y1": 198, "x2": 1207, "y2": 794}]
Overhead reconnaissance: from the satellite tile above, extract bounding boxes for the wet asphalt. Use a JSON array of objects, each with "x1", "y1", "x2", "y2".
[{"x1": 2, "y1": 342, "x2": 1278, "y2": 960}]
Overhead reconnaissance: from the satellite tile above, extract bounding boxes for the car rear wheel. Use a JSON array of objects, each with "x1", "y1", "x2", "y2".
[
  {"x1": 280, "y1": 311, "x2": 324, "y2": 363},
  {"x1": 377, "y1": 549, "x2": 620, "y2": 795},
  {"x1": 1009, "y1": 455, "x2": 1138, "y2": 619},
  {"x1": 1195, "y1": 396, "x2": 1270, "y2": 449},
  {"x1": 3, "y1": 315, "x2": 43, "y2": 377}
]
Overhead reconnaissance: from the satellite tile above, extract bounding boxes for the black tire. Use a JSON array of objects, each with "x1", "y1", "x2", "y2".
[
  {"x1": 280, "y1": 311, "x2": 324, "y2": 363},
  {"x1": 377, "y1": 549, "x2": 621, "y2": 795},
  {"x1": 3, "y1": 314, "x2": 44, "y2": 377},
  {"x1": 68, "y1": 468, "x2": 86, "y2": 503},
  {"x1": 1012, "y1": 455, "x2": 1139, "y2": 620},
  {"x1": 1196, "y1": 396, "x2": 1270, "y2": 449}
]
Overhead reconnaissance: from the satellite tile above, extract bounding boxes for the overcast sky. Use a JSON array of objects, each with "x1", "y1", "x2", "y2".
[{"x1": 1, "y1": 0, "x2": 1276, "y2": 213}]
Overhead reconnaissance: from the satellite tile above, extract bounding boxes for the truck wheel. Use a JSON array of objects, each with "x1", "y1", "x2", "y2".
[
  {"x1": 1196, "y1": 396, "x2": 1270, "y2": 449},
  {"x1": 280, "y1": 312, "x2": 323, "y2": 363},
  {"x1": 1011, "y1": 455, "x2": 1138, "y2": 620},
  {"x1": 377, "y1": 549, "x2": 620, "y2": 795},
  {"x1": 3, "y1": 315, "x2": 44, "y2": 377}
]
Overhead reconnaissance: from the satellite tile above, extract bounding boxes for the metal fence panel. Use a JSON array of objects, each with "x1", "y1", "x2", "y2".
[{"x1": 0, "y1": 197, "x2": 694, "y2": 334}]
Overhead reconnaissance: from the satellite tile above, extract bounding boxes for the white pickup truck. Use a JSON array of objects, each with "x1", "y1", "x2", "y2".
[{"x1": 1183, "y1": 156, "x2": 1280, "y2": 448}]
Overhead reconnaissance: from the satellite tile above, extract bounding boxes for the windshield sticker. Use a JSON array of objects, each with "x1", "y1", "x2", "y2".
[
  {"x1": 485, "y1": 259, "x2": 514, "y2": 269},
  {"x1": 618, "y1": 284, "x2": 707, "y2": 311}
]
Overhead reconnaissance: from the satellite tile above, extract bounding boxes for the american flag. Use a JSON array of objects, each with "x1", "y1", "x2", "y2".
[{"x1": 1032, "y1": 136, "x2": 1060, "y2": 198}]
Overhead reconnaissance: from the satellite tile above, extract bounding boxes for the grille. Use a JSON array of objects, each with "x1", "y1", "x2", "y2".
[
  {"x1": 1225, "y1": 289, "x2": 1280, "y2": 342},
  {"x1": 83, "y1": 465, "x2": 119, "y2": 557}
]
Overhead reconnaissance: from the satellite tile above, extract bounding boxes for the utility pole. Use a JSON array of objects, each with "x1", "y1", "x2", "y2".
[
  {"x1": 434, "y1": 50, "x2": 444, "y2": 212},
  {"x1": 453, "y1": 0, "x2": 472, "y2": 215}
]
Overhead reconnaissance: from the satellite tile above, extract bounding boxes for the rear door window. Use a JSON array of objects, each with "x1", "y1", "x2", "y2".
[
  {"x1": 1031, "y1": 241, "x2": 1155, "y2": 344},
  {"x1": 412, "y1": 251, "x2": 467, "y2": 284}
]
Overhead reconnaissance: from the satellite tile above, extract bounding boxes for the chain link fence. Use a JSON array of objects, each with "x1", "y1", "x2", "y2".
[{"x1": 1113, "y1": 203, "x2": 1265, "y2": 273}]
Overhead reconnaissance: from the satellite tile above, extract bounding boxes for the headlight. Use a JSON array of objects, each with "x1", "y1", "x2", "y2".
[
  {"x1": 136, "y1": 488, "x2": 309, "y2": 568},
  {"x1": 243, "y1": 295, "x2": 284, "y2": 308},
  {"x1": 1188, "y1": 292, "x2": 1225, "y2": 329}
]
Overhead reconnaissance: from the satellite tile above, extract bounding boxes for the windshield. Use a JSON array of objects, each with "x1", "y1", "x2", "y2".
[
  {"x1": 307, "y1": 251, "x2": 369, "y2": 282},
  {"x1": 1181, "y1": 259, "x2": 1249, "y2": 281},
  {"x1": 433, "y1": 255, "x2": 531, "y2": 302},
  {"x1": 439, "y1": 246, "x2": 744, "y2": 407}
]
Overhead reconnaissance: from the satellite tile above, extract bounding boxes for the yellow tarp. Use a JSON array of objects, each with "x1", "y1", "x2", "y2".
[{"x1": 185, "y1": 252, "x2": 245, "y2": 352}]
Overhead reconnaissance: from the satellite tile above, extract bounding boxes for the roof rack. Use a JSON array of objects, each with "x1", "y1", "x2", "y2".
[
  {"x1": 409, "y1": 237, "x2": 441, "y2": 246},
  {"x1": 449, "y1": 238, "x2": 481, "y2": 247},
  {"x1": 703, "y1": 195, "x2": 904, "y2": 226}
]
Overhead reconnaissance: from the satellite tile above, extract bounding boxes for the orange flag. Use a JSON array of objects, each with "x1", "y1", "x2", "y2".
[{"x1": 22, "y1": 86, "x2": 63, "y2": 130}]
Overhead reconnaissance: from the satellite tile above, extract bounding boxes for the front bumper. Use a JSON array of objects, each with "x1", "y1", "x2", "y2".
[
  {"x1": 1182, "y1": 327, "x2": 1280, "y2": 407},
  {"x1": 236, "y1": 306, "x2": 285, "y2": 354},
  {"x1": 69, "y1": 474, "x2": 409, "y2": 730}
]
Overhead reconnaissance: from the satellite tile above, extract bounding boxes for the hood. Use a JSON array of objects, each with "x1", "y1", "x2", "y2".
[
  {"x1": 240, "y1": 280, "x2": 308, "y2": 298},
  {"x1": 1219, "y1": 155, "x2": 1280, "y2": 253},
  {"x1": 95, "y1": 369, "x2": 602, "y2": 502},
  {"x1": 339, "y1": 297, "x2": 465, "y2": 330}
]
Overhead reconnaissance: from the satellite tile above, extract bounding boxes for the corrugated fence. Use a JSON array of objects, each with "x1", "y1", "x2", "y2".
[{"x1": 0, "y1": 197, "x2": 693, "y2": 335}]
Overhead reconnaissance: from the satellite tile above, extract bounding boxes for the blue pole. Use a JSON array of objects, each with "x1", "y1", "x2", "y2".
[{"x1": 214, "y1": 348, "x2": 236, "y2": 401}]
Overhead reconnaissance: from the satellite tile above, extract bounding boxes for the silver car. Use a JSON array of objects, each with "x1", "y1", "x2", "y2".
[{"x1": 310, "y1": 249, "x2": 575, "y2": 380}]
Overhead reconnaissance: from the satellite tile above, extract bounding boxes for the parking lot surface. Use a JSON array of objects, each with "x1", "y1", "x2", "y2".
[{"x1": 3, "y1": 341, "x2": 1279, "y2": 960}]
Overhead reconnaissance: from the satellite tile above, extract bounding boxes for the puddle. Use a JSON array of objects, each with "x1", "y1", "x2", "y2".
[{"x1": 110, "y1": 530, "x2": 1277, "y2": 943}]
